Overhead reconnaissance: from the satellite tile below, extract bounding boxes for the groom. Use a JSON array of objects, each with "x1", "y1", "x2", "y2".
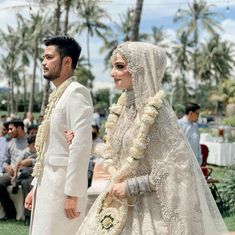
[{"x1": 25, "y1": 36, "x2": 93, "y2": 235}]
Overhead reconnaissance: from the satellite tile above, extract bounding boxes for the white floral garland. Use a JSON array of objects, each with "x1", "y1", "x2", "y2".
[
  {"x1": 32, "y1": 79, "x2": 72, "y2": 178},
  {"x1": 95, "y1": 90, "x2": 164, "y2": 235},
  {"x1": 104, "y1": 89, "x2": 164, "y2": 182}
]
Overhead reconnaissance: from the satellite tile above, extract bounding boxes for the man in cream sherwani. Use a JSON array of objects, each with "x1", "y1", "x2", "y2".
[{"x1": 25, "y1": 36, "x2": 93, "y2": 235}]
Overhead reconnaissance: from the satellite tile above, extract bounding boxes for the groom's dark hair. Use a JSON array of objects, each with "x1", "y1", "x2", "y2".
[{"x1": 44, "y1": 36, "x2": 81, "y2": 69}]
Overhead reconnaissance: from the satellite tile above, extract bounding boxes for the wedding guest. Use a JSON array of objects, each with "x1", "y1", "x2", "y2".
[
  {"x1": 0, "y1": 120, "x2": 28, "y2": 220},
  {"x1": 178, "y1": 103, "x2": 202, "y2": 165}
]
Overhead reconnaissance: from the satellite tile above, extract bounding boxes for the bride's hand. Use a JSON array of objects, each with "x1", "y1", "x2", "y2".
[
  {"x1": 65, "y1": 130, "x2": 74, "y2": 145},
  {"x1": 109, "y1": 182, "x2": 126, "y2": 199}
]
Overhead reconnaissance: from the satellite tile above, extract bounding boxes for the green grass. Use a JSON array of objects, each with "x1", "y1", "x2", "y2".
[
  {"x1": 224, "y1": 215, "x2": 235, "y2": 231},
  {"x1": 0, "y1": 165, "x2": 234, "y2": 234},
  {"x1": 209, "y1": 164, "x2": 235, "y2": 231},
  {"x1": 209, "y1": 164, "x2": 232, "y2": 181},
  {"x1": 0, "y1": 220, "x2": 29, "y2": 235}
]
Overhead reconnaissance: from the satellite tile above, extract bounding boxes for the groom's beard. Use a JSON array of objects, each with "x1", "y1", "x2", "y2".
[
  {"x1": 43, "y1": 62, "x2": 62, "y2": 81},
  {"x1": 43, "y1": 73, "x2": 59, "y2": 81}
]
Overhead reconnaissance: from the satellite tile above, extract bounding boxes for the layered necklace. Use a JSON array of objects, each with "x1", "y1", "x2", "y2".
[
  {"x1": 104, "y1": 89, "x2": 165, "y2": 182},
  {"x1": 32, "y1": 79, "x2": 72, "y2": 178}
]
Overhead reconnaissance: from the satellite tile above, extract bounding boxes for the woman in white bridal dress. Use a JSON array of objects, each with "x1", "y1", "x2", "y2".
[{"x1": 76, "y1": 41, "x2": 228, "y2": 235}]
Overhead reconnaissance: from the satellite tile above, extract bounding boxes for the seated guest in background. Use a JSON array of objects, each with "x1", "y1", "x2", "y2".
[
  {"x1": 11, "y1": 135, "x2": 36, "y2": 193},
  {"x1": 37, "y1": 115, "x2": 44, "y2": 125},
  {"x1": 23, "y1": 112, "x2": 37, "y2": 132},
  {"x1": 0, "y1": 122, "x2": 9, "y2": 174},
  {"x1": 1, "y1": 122, "x2": 9, "y2": 137},
  {"x1": 88, "y1": 125, "x2": 103, "y2": 188},
  {"x1": 92, "y1": 108, "x2": 100, "y2": 128},
  {"x1": 0, "y1": 115, "x2": 7, "y2": 124},
  {"x1": 91, "y1": 124, "x2": 103, "y2": 145},
  {"x1": 0, "y1": 120, "x2": 28, "y2": 220},
  {"x1": 11, "y1": 135, "x2": 36, "y2": 225},
  {"x1": 27, "y1": 124, "x2": 38, "y2": 137},
  {"x1": 178, "y1": 103, "x2": 202, "y2": 165}
]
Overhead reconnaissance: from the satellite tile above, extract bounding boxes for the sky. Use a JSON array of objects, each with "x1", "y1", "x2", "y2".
[{"x1": 0, "y1": 0, "x2": 235, "y2": 91}]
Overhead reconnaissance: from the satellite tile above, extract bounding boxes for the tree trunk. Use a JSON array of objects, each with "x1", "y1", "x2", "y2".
[
  {"x1": 87, "y1": 27, "x2": 92, "y2": 90},
  {"x1": 28, "y1": 40, "x2": 38, "y2": 113},
  {"x1": 130, "y1": 0, "x2": 144, "y2": 41},
  {"x1": 23, "y1": 72, "x2": 27, "y2": 113},
  {"x1": 55, "y1": 0, "x2": 62, "y2": 34},
  {"x1": 193, "y1": 2, "x2": 199, "y2": 101},
  {"x1": 64, "y1": 0, "x2": 70, "y2": 35},
  {"x1": 16, "y1": 85, "x2": 20, "y2": 114},
  {"x1": 181, "y1": 68, "x2": 188, "y2": 106},
  {"x1": 40, "y1": 80, "x2": 50, "y2": 115},
  {"x1": 10, "y1": 56, "x2": 15, "y2": 115},
  {"x1": 40, "y1": 0, "x2": 61, "y2": 115},
  {"x1": 7, "y1": 77, "x2": 11, "y2": 116}
]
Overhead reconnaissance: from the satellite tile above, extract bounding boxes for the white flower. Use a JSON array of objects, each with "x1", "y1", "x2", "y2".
[
  {"x1": 103, "y1": 90, "x2": 164, "y2": 177},
  {"x1": 144, "y1": 106, "x2": 158, "y2": 117},
  {"x1": 142, "y1": 114, "x2": 155, "y2": 125}
]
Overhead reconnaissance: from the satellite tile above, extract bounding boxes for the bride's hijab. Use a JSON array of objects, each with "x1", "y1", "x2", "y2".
[{"x1": 112, "y1": 42, "x2": 166, "y2": 114}]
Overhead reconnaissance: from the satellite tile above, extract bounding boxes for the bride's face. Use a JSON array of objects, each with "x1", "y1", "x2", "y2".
[{"x1": 111, "y1": 53, "x2": 133, "y2": 90}]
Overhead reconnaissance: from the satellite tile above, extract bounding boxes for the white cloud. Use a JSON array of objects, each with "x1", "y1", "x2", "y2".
[{"x1": 221, "y1": 19, "x2": 235, "y2": 43}]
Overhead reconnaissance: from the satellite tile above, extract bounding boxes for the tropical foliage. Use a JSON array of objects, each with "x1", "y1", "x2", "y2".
[{"x1": 0, "y1": 0, "x2": 234, "y2": 119}]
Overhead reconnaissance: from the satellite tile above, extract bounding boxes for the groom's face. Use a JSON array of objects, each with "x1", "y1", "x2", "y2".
[{"x1": 42, "y1": 45, "x2": 63, "y2": 81}]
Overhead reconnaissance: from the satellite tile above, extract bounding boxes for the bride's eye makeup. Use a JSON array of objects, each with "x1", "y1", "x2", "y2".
[{"x1": 114, "y1": 63, "x2": 126, "y2": 70}]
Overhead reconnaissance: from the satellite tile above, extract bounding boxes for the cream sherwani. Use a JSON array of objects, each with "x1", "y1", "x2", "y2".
[{"x1": 30, "y1": 81, "x2": 93, "y2": 235}]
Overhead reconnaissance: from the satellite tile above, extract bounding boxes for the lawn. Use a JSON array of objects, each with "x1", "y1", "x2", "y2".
[
  {"x1": 0, "y1": 165, "x2": 234, "y2": 234},
  {"x1": 0, "y1": 220, "x2": 29, "y2": 235}
]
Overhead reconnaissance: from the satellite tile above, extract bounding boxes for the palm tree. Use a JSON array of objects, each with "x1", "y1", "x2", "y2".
[
  {"x1": 31, "y1": 0, "x2": 63, "y2": 114},
  {"x1": 172, "y1": 31, "x2": 194, "y2": 105},
  {"x1": 174, "y1": 0, "x2": 222, "y2": 98},
  {"x1": 75, "y1": 0, "x2": 111, "y2": 89},
  {"x1": 0, "y1": 26, "x2": 23, "y2": 115},
  {"x1": 150, "y1": 26, "x2": 168, "y2": 48},
  {"x1": 63, "y1": 0, "x2": 76, "y2": 35},
  {"x1": 100, "y1": 8, "x2": 148, "y2": 69},
  {"x1": 130, "y1": 0, "x2": 144, "y2": 41},
  {"x1": 99, "y1": 8, "x2": 133, "y2": 69},
  {"x1": 210, "y1": 80, "x2": 235, "y2": 116},
  {"x1": 17, "y1": 13, "x2": 46, "y2": 113},
  {"x1": 198, "y1": 35, "x2": 235, "y2": 85},
  {"x1": 17, "y1": 10, "x2": 54, "y2": 114}
]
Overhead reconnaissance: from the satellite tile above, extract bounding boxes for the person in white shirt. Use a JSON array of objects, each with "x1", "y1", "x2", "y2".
[{"x1": 178, "y1": 103, "x2": 202, "y2": 165}]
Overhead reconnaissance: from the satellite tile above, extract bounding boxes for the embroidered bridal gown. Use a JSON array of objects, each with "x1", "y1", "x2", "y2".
[{"x1": 77, "y1": 42, "x2": 228, "y2": 235}]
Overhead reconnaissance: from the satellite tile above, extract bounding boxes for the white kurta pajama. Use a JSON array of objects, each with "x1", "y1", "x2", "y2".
[{"x1": 30, "y1": 81, "x2": 93, "y2": 235}]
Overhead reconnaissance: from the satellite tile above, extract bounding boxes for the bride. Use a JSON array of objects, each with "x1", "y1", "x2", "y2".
[{"x1": 76, "y1": 42, "x2": 227, "y2": 235}]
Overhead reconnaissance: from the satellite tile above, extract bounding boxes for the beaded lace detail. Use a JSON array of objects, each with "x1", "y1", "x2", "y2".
[{"x1": 77, "y1": 42, "x2": 228, "y2": 235}]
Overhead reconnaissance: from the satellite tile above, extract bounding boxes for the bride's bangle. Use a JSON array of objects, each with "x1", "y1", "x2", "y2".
[{"x1": 125, "y1": 175, "x2": 152, "y2": 197}]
